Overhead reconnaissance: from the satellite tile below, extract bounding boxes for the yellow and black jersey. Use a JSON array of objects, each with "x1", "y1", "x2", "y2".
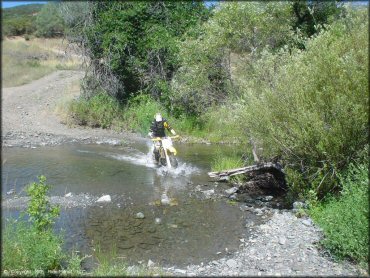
[{"x1": 149, "y1": 119, "x2": 172, "y2": 137}]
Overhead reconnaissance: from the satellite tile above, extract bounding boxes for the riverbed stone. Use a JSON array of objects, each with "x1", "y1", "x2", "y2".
[
  {"x1": 225, "y1": 187, "x2": 238, "y2": 195},
  {"x1": 302, "y1": 219, "x2": 312, "y2": 226},
  {"x1": 65, "y1": 192, "x2": 72, "y2": 197},
  {"x1": 202, "y1": 189, "x2": 215, "y2": 199},
  {"x1": 135, "y1": 212, "x2": 145, "y2": 219},
  {"x1": 226, "y1": 259, "x2": 238, "y2": 268},
  {"x1": 96, "y1": 195, "x2": 111, "y2": 202}
]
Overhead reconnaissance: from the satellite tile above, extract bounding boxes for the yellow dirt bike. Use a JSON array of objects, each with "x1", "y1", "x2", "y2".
[{"x1": 151, "y1": 135, "x2": 179, "y2": 168}]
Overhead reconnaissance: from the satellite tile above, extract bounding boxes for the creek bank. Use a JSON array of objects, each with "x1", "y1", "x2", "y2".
[{"x1": 164, "y1": 209, "x2": 365, "y2": 276}]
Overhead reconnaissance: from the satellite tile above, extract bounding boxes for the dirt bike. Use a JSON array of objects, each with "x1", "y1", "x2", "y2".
[{"x1": 151, "y1": 135, "x2": 179, "y2": 168}]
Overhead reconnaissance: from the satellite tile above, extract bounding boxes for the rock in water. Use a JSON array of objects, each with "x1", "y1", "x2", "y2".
[
  {"x1": 136, "y1": 212, "x2": 145, "y2": 219},
  {"x1": 147, "y1": 259, "x2": 155, "y2": 267},
  {"x1": 96, "y1": 195, "x2": 111, "y2": 202},
  {"x1": 161, "y1": 194, "x2": 170, "y2": 205},
  {"x1": 225, "y1": 187, "x2": 238, "y2": 195},
  {"x1": 155, "y1": 218, "x2": 162, "y2": 224},
  {"x1": 203, "y1": 189, "x2": 215, "y2": 199}
]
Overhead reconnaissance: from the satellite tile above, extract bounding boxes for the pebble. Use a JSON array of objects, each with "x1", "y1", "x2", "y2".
[
  {"x1": 278, "y1": 237, "x2": 286, "y2": 245},
  {"x1": 147, "y1": 259, "x2": 155, "y2": 267},
  {"x1": 96, "y1": 195, "x2": 111, "y2": 202},
  {"x1": 135, "y1": 212, "x2": 145, "y2": 219},
  {"x1": 226, "y1": 259, "x2": 238, "y2": 268},
  {"x1": 302, "y1": 219, "x2": 312, "y2": 226},
  {"x1": 155, "y1": 218, "x2": 162, "y2": 224},
  {"x1": 65, "y1": 192, "x2": 72, "y2": 197},
  {"x1": 225, "y1": 187, "x2": 238, "y2": 195}
]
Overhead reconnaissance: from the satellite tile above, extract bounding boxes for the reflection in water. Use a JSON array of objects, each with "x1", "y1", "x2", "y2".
[{"x1": 2, "y1": 142, "x2": 262, "y2": 267}]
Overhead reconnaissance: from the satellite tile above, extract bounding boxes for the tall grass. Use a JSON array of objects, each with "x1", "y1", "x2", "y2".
[
  {"x1": 310, "y1": 162, "x2": 369, "y2": 266},
  {"x1": 2, "y1": 219, "x2": 64, "y2": 273},
  {"x1": 2, "y1": 37, "x2": 81, "y2": 87}
]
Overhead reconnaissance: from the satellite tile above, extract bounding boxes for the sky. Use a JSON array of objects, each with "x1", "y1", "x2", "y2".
[
  {"x1": 2, "y1": 1, "x2": 47, "y2": 9},
  {"x1": 2, "y1": 0, "x2": 368, "y2": 9}
]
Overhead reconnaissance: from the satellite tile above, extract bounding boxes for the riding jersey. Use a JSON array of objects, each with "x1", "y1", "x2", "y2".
[{"x1": 149, "y1": 119, "x2": 172, "y2": 137}]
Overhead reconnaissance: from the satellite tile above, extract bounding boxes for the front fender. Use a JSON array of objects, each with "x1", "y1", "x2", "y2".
[{"x1": 166, "y1": 146, "x2": 177, "y2": 156}]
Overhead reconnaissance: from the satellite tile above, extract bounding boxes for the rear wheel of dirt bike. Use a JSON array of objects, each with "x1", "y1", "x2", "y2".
[{"x1": 169, "y1": 156, "x2": 178, "y2": 168}]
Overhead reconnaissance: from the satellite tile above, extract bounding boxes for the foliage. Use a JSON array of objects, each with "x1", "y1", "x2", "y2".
[
  {"x1": 80, "y1": 1, "x2": 210, "y2": 102},
  {"x1": 122, "y1": 93, "x2": 164, "y2": 135},
  {"x1": 35, "y1": 2, "x2": 65, "y2": 38},
  {"x1": 25, "y1": 175, "x2": 60, "y2": 232},
  {"x1": 2, "y1": 4, "x2": 43, "y2": 36},
  {"x1": 239, "y1": 9, "x2": 368, "y2": 197},
  {"x1": 2, "y1": 220, "x2": 64, "y2": 273},
  {"x1": 211, "y1": 149, "x2": 246, "y2": 183},
  {"x1": 171, "y1": 2, "x2": 293, "y2": 115},
  {"x1": 291, "y1": 0, "x2": 344, "y2": 40},
  {"x1": 310, "y1": 162, "x2": 369, "y2": 264},
  {"x1": 68, "y1": 92, "x2": 122, "y2": 129}
]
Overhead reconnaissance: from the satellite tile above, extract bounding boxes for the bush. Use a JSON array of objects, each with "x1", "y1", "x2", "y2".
[
  {"x1": 123, "y1": 93, "x2": 164, "y2": 135},
  {"x1": 68, "y1": 92, "x2": 122, "y2": 129},
  {"x1": 2, "y1": 220, "x2": 64, "y2": 273},
  {"x1": 310, "y1": 162, "x2": 369, "y2": 265},
  {"x1": 239, "y1": 9, "x2": 368, "y2": 197},
  {"x1": 3, "y1": 176, "x2": 63, "y2": 273}
]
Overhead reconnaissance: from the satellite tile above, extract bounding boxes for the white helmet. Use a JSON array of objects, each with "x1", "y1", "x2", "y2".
[{"x1": 155, "y1": 112, "x2": 162, "y2": 122}]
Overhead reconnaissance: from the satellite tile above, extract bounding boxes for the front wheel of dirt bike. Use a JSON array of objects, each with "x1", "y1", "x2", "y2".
[
  {"x1": 159, "y1": 157, "x2": 167, "y2": 166},
  {"x1": 169, "y1": 155, "x2": 178, "y2": 168}
]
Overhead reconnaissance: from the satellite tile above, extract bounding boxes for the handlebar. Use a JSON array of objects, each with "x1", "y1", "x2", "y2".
[{"x1": 151, "y1": 135, "x2": 180, "y2": 141}]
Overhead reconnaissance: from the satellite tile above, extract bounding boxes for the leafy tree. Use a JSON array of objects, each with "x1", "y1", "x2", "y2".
[
  {"x1": 171, "y1": 2, "x2": 293, "y2": 115},
  {"x1": 291, "y1": 0, "x2": 344, "y2": 39},
  {"x1": 81, "y1": 1, "x2": 210, "y2": 102},
  {"x1": 2, "y1": 4, "x2": 42, "y2": 36},
  {"x1": 35, "y1": 2, "x2": 65, "y2": 37}
]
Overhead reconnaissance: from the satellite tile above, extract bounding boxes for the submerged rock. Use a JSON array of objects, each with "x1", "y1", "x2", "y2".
[
  {"x1": 161, "y1": 194, "x2": 170, "y2": 205},
  {"x1": 136, "y1": 212, "x2": 145, "y2": 219},
  {"x1": 96, "y1": 195, "x2": 111, "y2": 202},
  {"x1": 225, "y1": 187, "x2": 238, "y2": 195},
  {"x1": 202, "y1": 189, "x2": 215, "y2": 199}
]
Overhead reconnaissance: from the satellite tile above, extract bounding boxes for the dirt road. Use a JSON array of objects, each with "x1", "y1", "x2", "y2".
[{"x1": 2, "y1": 70, "x2": 141, "y2": 147}]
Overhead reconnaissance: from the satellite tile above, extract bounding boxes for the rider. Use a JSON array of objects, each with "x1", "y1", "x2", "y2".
[{"x1": 148, "y1": 112, "x2": 176, "y2": 162}]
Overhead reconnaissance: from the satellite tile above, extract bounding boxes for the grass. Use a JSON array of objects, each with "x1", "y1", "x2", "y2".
[
  {"x1": 2, "y1": 219, "x2": 64, "y2": 274},
  {"x1": 309, "y1": 162, "x2": 369, "y2": 267},
  {"x1": 2, "y1": 37, "x2": 82, "y2": 87}
]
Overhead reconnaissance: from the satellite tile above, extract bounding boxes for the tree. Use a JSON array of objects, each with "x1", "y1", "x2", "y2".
[
  {"x1": 35, "y1": 2, "x2": 65, "y2": 37},
  {"x1": 81, "y1": 1, "x2": 210, "y2": 102},
  {"x1": 291, "y1": 0, "x2": 344, "y2": 39}
]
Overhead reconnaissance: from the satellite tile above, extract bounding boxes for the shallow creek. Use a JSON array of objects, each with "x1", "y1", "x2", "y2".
[{"x1": 2, "y1": 141, "x2": 269, "y2": 268}]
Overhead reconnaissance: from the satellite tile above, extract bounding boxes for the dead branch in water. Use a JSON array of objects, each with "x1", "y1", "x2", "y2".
[{"x1": 208, "y1": 162, "x2": 284, "y2": 181}]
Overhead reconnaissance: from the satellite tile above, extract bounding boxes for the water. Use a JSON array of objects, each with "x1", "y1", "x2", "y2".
[{"x1": 2, "y1": 141, "x2": 264, "y2": 267}]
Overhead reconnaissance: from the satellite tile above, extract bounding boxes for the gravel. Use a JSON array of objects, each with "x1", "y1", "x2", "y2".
[{"x1": 164, "y1": 210, "x2": 367, "y2": 276}]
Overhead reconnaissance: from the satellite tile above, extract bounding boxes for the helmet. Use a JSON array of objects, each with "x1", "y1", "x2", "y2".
[{"x1": 155, "y1": 112, "x2": 162, "y2": 122}]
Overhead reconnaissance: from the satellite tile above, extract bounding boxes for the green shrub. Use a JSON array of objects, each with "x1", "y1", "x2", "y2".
[
  {"x1": 122, "y1": 93, "x2": 164, "y2": 135},
  {"x1": 25, "y1": 175, "x2": 60, "y2": 232},
  {"x1": 68, "y1": 93, "x2": 122, "y2": 129},
  {"x1": 240, "y1": 9, "x2": 368, "y2": 197},
  {"x1": 310, "y1": 162, "x2": 369, "y2": 265},
  {"x1": 2, "y1": 220, "x2": 64, "y2": 273}
]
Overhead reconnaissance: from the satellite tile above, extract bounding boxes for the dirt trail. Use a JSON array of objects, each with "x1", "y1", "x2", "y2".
[{"x1": 2, "y1": 70, "x2": 141, "y2": 147}]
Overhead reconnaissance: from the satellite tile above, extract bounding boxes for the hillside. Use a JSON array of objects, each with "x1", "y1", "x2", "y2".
[
  {"x1": 2, "y1": 4, "x2": 44, "y2": 36},
  {"x1": 2, "y1": 3, "x2": 44, "y2": 18}
]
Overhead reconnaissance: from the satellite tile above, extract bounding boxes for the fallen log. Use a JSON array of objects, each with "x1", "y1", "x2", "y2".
[{"x1": 208, "y1": 162, "x2": 284, "y2": 181}]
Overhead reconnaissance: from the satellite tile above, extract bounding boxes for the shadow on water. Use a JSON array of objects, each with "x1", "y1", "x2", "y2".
[{"x1": 2, "y1": 141, "x2": 268, "y2": 267}]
